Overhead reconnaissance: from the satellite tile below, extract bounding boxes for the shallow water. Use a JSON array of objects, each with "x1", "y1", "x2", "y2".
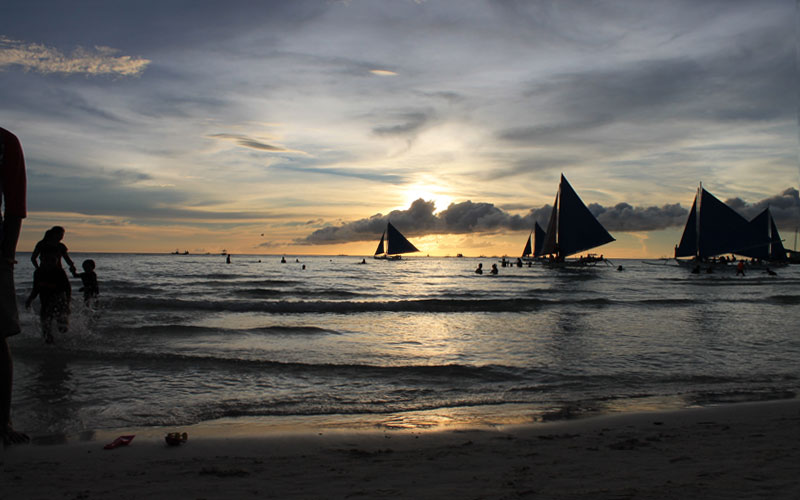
[{"x1": 9, "y1": 253, "x2": 800, "y2": 436}]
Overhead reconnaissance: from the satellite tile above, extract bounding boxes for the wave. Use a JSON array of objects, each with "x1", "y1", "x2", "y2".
[
  {"x1": 232, "y1": 288, "x2": 364, "y2": 299},
  {"x1": 99, "y1": 294, "x2": 751, "y2": 314},
  {"x1": 104, "y1": 296, "x2": 596, "y2": 313},
  {"x1": 105, "y1": 324, "x2": 341, "y2": 337},
  {"x1": 18, "y1": 344, "x2": 530, "y2": 383},
  {"x1": 768, "y1": 294, "x2": 800, "y2": 305}
]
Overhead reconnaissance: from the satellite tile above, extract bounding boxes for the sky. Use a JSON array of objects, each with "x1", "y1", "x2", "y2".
[{"x1": 2, "y1": 0, "x2": 799, "y2": 258}]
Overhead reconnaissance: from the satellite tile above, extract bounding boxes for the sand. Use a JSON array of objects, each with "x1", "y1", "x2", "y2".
[{"x1": 2, "y1": 399, "x2": 799, "y2": 499}]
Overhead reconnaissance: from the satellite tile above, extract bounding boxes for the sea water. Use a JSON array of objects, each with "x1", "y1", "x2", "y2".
[{"x1": 9, "y1": 253, "x2": 800, "y2": 437}]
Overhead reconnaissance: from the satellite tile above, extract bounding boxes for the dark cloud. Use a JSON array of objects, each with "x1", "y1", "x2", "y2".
[
  {"x1": 498, "y1": 18, "x2": 794, "y2": 148},
  {"x1": 725, "y1": 188, "x2": 800, "y2": 229},
  {"x1": 593, "y1": 203, "x2": 688, "y2": 232}
]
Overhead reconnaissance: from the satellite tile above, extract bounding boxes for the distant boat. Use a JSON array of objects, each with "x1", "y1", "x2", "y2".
[
  {"x1": 674, "y1": 185, "x2": 772, "y2": 266},
  {"x1": 538, "y1": 174, "x2": 615, "y2": 266},
  {"x1": 374, "y1": 222, "x2": 419, "y2": 260}
]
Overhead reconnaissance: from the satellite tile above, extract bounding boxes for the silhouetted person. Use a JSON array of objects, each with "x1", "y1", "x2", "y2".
[
  {"x1": 1, "y1": 126, "x2": 29, "y2": 445},
  {"x1": 617, "y1": 265, "x2": 624, "y2": 271},
  {"x1": 736, "y1": 260, "x2": 745, "y2": 277},
  {"x1": 31, "y1": 226, "x2": 76, "y2": 277},
  {"x1": 28, "y1": 227, "x2": 75, "y2": 342},
  {"x1": 72, "y1": 259, "x2": 99, "y2": 306},
  {"x1": 226, "y1": 254, "x2": 231, "y2": 264},
  {"x1": 281, "y1": 256, "x2": 286, "y2": 263},
  {"x1": 490, "y1": 263, "x2": 498, "y2": 275},
  {"x1": 475, "y1": 263, "x2": 483, "y2": 274}
]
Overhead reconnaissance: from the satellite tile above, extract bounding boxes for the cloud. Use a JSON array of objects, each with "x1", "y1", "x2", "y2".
[
  {"x1": 593, "y1": 203, "x2": 688, "y2": 232},
  {"x1": 497, "y1": 18, "x2": 794, "y2": 150},
  {"x1": 0, "y1": 36, "x2": 150, "y2": 76},
  {"x1": 370, "y1": 69, "x2": 397, "y2": 76},
  {"x1": 724, "y1": 188, "x2": 800, "y2": 228},
  {"x1": 299, "y1": 187, "x2": 798, "y2": 245},
  {"x1": 209, "y1": 133, "x2": 302, "y2": 153}
]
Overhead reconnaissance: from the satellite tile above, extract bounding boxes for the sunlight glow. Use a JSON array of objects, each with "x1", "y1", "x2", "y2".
[{"x1": 402, "y1": 184, "x2": 454, "y2": 214}]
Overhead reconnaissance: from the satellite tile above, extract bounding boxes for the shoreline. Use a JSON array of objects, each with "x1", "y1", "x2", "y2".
[{"x1": 4, "y1": 398, "x2": 799, "y2": 499}]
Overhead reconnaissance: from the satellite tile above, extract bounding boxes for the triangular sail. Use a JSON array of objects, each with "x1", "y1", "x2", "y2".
[
  {"x1": 541, "y1": 192, "x2": 559, "y2": 255},
  {"x1": 374, "y1": 231, "x2": 385, "y2": 256},
  {"x1": 533, "y1": 222, "x2": 546, "y2": 257},
  {"x1": 770, "y1": 216, "x2": 787, "y2": 261},
  {"x1": 739, "y1": 208, "x2": 787, "y2": 261},
  {"x1": 696, "y1": 188, "x2": 764, "y2": 258},
  {"x1": 555, "y1": 174, "x2": 615, "y2": 257},
  {"x1": 385, "y1": 222, "x2": 419, "y2": 255},
  {"x1": 675, "y1": 193, "x2": 698, "y2": 258},
  {"x1": 522, "y1": 233, "x2": 532, "y2": 257}
]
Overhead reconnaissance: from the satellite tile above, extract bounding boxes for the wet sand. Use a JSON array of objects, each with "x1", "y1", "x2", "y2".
[{"x1": 3, "y1": 399, "x2": 799, "y2": 499}]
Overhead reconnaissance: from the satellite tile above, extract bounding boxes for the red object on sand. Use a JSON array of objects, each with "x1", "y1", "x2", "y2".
[{"x1": 104, "y1": 435, "x2": 135, "y2": 450}]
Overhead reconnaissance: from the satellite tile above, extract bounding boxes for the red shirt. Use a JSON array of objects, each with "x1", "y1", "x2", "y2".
[{"x1": 0, "y1": 127, "x2": 28, "y2": 218}]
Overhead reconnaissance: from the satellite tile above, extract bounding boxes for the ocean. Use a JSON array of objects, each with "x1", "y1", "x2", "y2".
[{"x1": 9, "y1": 253, "x2": 800, "y2": 438}]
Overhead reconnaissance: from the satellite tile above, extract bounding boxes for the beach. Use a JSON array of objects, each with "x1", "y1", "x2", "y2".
[{"x1": 3, "y1": 399, "x2": 799, "y2": 499}]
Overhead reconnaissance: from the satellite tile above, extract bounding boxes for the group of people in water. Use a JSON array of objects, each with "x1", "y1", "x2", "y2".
[
  {"x1": 690, "y1": 254, "x2": 778, "y2": 276},
  {"x1": 24, "y1": 226, "x2": 99, "y2": 344}
]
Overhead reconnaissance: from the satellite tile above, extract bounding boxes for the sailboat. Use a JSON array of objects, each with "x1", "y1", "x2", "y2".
[
  {"x1": 374, "y1": 221, "x2": 419, "y2": 260},
  {"x1": 674, "y1": 184, "x2": 770, "y2": 267},
  {"x1": 538, "y1": 174, "x2": 615, "y2": 266},
  {"x1": 521, "y1": 222, "x2": 546, "y2": 261}
]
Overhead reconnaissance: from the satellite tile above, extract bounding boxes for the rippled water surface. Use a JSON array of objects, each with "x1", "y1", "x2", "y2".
[{"x1": 10, "y1": 253, "x2": 800, "y2": 436}]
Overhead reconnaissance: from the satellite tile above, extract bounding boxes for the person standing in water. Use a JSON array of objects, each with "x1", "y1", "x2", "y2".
[
  {"x1": 1, "y1": 126, "x2": 29, "y2": 445},
  {"x1": 28, "y1": 226, "x2": 76, "y2": 342}
]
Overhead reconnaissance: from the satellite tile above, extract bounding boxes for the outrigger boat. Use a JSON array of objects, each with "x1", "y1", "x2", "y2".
[
  {"x1": 674, "y1": 184, "x2": 781, "y2": 270},
  {"x1": 374, "y1": 221, "x2": 419, "y2": 260},
  {"x1": 537, "y1": 174, "x2": 615, "y2": 267}
]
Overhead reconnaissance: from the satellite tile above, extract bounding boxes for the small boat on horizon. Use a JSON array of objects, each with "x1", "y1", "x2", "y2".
[{"x1": 374, "y1": 222, "x2": 419, "y2": 260}]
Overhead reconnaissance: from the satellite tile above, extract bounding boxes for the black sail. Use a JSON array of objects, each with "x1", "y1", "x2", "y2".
[
  {"x1": 541, "y1": 192, "x2": 559, "y2": 256},
  {"x1": 385, "y1": 222, "x2": 419, "y2": 255},
  {"x1": 675, "y1": 193, "x2": 698, "y2": 258},
  {"x1": 374, "y1": 231, "x2": 385, "y2": 256},
  {"x1": 522, "y1": 233, "x2": 532, "y2": 257},
  {"x1": 696, "y1": 188, "x2": 764, "y2": 258},
  {"x1": 556, "y1": 174, "x2": 615, "y2": 257},
  {"x1": 539, "y1": 175, "x2": 614, "y2": 258},
  {"x1": 739, "y1": 208, "x2": 787, "y2": 261},
  {"x1": 533, "y1": 222, "x2": 546, "y2": 257}
]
